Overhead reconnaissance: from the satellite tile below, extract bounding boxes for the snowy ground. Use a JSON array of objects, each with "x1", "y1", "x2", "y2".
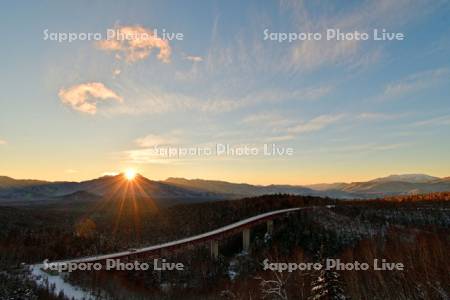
[{"x1": 29, "y1": 264, "x2": 97, "y2": 300}]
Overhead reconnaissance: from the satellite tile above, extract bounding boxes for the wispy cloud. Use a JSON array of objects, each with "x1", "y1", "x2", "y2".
[
  {"x1": 242, "y1": 112, "x2": 286, "y2": 125},
  {"x1": 59, "y1": 82, "x2": 123, "y2": 115},
  {"x1": 104, "y1": 89, "x2": 196, "y2": 115},
  {"x1": 413, "y1": 115, "x2": 450, "y2": 127},
  {"x1": 323, "y1": 142, "x2": 407, "y2": 154},
  {"x1": 291, "y1": 38, "x2": 360, "y2": 71},
  {"x1": 0, "y1": 139, "x2": 7, "y2": 145},
  {"x1": 200, "y1": 85, "x2": 332, "y2": 113},
  {"x1": 356, "y1": 112, "x2": 406, "y2": 121},
  {"x1": 253, "y1": 111, "x2": 407, "y2": 138},
  {"x1": 199, "y1": 85, "x2": 332, "y2": 113},
  {"x1": 284, "y1": 0, "x2": 442, "y2": 71},
  {"x1": 383, "y1": 68, "x2": 449, "y2": 99},
  {"x1": 263, "y1": 135, "x2": 296, "y2": 142},
  {"x1": 135, "y1": 132, "x2": 181, "y2": 147},
  {"x1": 241, "y1": 113, "x2": 297, "y2": 135},
  {"x1": 97, "y1": 25, "x2": 171, "y2": 63},
  {"x1": 200, "y1": 98, "x2": 245, "y2": 113},
  {"x1": 288, "y1": 114, "x2": 344, "y2": 134},
  {"x1": 202, "y1": 0, "x2": 432, "y2": 77},
  {"x1": 105, "y1": 83, "x2": 331, "y2": 116}
]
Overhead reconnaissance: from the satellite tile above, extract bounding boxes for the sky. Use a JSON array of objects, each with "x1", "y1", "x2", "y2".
[{"x1": 0, "y1": 0, "x2": 449, "y2": 185}]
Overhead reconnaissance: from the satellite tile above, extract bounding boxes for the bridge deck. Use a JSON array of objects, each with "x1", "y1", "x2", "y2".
[{"x1": 54, "y1": 206, "x2": 328, "y2": 264}]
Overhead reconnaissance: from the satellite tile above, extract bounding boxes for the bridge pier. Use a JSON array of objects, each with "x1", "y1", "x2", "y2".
[
  {"x1": 242, "y1": 228, "x2": 250, "y2": 253},
  {"x1": 154, "y1": 259, "x2": 162, "y2": 282},
  {"x1": 267, "y1": 220, "x2": 274, "y2": 235},
  {"x1": 210, "y1": 240, "x2": 219, "y2": 259}
]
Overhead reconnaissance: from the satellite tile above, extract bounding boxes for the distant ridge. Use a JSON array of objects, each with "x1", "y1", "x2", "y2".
[
  {"x1": 369, "y1": 174, "x2": 439, "y2": 183},
  {"x1": 0, "y1": 173, "x2": 449, "y2": 205},
  {"x1": 164, "y1": 177, "x2": 348, "y2": 198},
  {"x1": 0, "y1": 176, "x2": 47, "y2": 189},
  {"x1": 306, "y1": 174, "x2": 450, "y2": 197},
  {"x1": 0, "y1": 174, "x2": 226, "y2": 205},
  {"x1": 165, "y1": 174, "x2": 450, "y2": 199}
]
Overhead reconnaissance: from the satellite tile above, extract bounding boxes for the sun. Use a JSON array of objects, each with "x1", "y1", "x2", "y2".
[{"x1": 124, "y1": 169, "x2": 137, "y2": 181}]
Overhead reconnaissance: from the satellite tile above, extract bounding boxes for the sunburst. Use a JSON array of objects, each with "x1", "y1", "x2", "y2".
[{"x1": 124, "y1": 169, "x2": 137, "y2": 181}]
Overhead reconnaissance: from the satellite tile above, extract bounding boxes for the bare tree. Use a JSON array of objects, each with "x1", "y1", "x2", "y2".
[{"x1": 257, "y1": 271, "x2": 291, "y2": 300}]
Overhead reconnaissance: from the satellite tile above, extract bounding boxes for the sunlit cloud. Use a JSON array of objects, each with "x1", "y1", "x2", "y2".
[
  {"x1": 102, "y1": 171, "x2": 120, "y2": 177},
  {"x1": 135, "y1": 133, "x2": 180, "y2": 147},
  {"x1": 112, "y1": 69, "x2": 121, "y2": 77},
  {"x1": 58, "y1": 82, "x2": 123, "y2": 115},
  {"x1": 97, "y1": 25, "x2": 171, "y2": 63},
  {"x1": 119, "y1": 148, "x2": 177, "y2": 164},
  {"x1": 0, "y1": 139, "x2": 7, "y2": 145},
  {"x1": 184, "y1": 55, "x2": 203, "y2": 62}
]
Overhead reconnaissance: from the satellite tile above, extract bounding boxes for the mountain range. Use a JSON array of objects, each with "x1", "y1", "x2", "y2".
[
  {"x1": 0, "y1": 174, "x2": 222, "y2": 206},
  {"x1": 0, "y1": 173, "x2": 449, "y2": 206}
]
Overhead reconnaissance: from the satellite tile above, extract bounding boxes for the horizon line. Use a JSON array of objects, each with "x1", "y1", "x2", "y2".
[{"x1": 1, "y1": 172, "x2": 447, "y2": 187}]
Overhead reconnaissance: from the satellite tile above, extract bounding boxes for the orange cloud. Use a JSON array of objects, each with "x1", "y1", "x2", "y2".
[
  {"x1": 97, "y1": 25, "x2": 171, "y2": 63},
  {"x1": 58, "y1": 82, "x2": 123, "y2": 115}
]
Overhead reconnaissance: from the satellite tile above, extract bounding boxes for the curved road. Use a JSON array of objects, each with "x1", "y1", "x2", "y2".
[{"x1": 52, "y1": 205, "x2": 333, "y2": 264}]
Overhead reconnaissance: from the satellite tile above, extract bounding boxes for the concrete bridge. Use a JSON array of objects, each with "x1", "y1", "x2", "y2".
[{"x1": 53, "y1": 206, "x2": 333, "y2": 265}]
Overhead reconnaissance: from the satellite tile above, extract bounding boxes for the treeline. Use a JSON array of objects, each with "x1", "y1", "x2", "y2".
[
  {"x1": 0, "y1": 192, "x2": 449, "y2": 299},
  {"x1": 382, "y1": 191, "x2": 450, "y2": 202}
]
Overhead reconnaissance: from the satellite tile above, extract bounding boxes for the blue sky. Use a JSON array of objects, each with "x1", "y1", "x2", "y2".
[{"x1": 0, "y1": 0, "x2": 449, "y2": 184}]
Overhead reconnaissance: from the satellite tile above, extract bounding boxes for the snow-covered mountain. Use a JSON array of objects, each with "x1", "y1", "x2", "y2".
[
  {"x1": 369, "y1": 174, "x2": 440, "y2": 183},
  {"x1": 307, "y1": 174, "x2": 450, "y2": 197}
]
